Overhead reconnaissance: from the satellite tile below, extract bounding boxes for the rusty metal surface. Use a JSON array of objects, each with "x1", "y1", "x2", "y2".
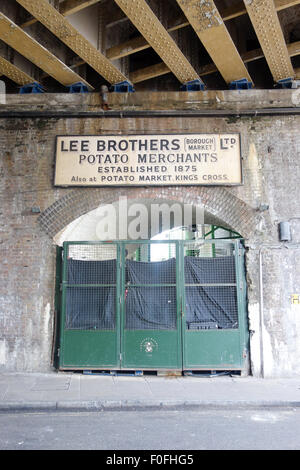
[
  {"x1": 16, "y1": 0, "x2": 127, "y2": 84},
  {"x1": 244, "y1": 0, "x2": 294, "y2": 81},
  {"x1": 114, "y1": 0, "x2": 201, "y2": 84}
]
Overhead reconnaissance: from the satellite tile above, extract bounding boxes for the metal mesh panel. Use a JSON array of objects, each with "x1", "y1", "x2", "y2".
[
  {"x1": 68, "y1": 244, "x2": 117, "y2": 262},
  {"x1": 185, "y1": 286, "x2": 238, "y2": 329},
  {"x1": 125, "y1": 243, "x2": 177, "y2": 330},
  {"x1": 65, "y1": 286, "x2": 116, "y2": 330},
  {"x1": 125, "y1": 286, "x2": 177, "y2": 330},
  {"x1": 184, "y1": 241, "x2": 234, "y2": 258},
  {"x1": 184, "y1": 241, "x2": 238, "y2": 330},
  {"x1": 65, "y1": 244, "x2": 117, "y2": 330},
  {"x1": 62, "y1": 240, "x2": 240, "y2": 332}
]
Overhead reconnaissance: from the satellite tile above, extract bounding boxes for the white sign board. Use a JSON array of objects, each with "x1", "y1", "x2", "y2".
[{"x1": 54, "y1": 134, "x2": 242, "y2": 186}]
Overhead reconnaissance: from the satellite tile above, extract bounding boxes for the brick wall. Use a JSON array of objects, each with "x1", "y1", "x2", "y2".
[{"x1": 0, "y1": 91, "x2": 300, "y2": 376}]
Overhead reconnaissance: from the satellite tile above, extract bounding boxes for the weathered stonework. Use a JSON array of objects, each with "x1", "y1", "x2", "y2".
[{"x1": 0, "y1": 90, "x2": 299, "y2": 376}]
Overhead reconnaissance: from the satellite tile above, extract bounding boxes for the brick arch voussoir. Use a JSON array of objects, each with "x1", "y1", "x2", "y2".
[{"x1": 38, "y1": 186, "x2": 259, "y2": 240}]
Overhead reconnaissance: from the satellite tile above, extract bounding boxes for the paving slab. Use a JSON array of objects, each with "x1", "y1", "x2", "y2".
[{"x1": 0, "y1": 372, "x2": 300, "y2": 411}]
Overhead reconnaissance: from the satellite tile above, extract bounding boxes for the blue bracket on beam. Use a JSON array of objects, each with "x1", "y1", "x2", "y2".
[
  {"x1": 68, "y1": 82, "x2": 89, "y2": 93},
  {"x1": 19, "y1": 82, "x2": 44, "y2": 94},
  {"x1": 110, "y1": 80, "x2": 134, "y2": 93},
  {"x1": 276, "y1": 77, "x2": 294, "y2": 89},
  {"x1": 180, "y1": 79, "x2": 205, "y2": 91},
  {"x1": 229, "y1": 78, "x2": 253, "y2": 90}
]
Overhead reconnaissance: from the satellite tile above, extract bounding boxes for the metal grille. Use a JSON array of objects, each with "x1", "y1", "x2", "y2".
[
  {"x1": 124, "y1": 243, "x2": 177, "y2": 330},
  {"x1": 62, "y1": 240, "x2": 240, "y2": 332},
  {"x1": 184, "y1": 240, "x2": 234, "y2": 258},
  {"x1": 64, "y1": 243, "x2": 117, "y2": 330},
  {"x1": 67, "y1": 244, "x2": 117, "y2": 263},
  {"x1": 184, "y1": 241, "x2": 238, "y2": 330}
]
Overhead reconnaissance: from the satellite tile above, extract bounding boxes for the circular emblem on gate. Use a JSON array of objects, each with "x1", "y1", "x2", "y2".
[{"x1": 140, "y1": 337, "x2": 158, "y2": 354}]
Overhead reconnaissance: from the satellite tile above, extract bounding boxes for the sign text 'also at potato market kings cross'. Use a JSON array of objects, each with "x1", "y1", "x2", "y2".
[{"x1": 54, "y1": 134, "x2": 242, "y2": 186}]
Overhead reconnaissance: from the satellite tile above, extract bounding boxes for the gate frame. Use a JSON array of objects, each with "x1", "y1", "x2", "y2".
[
  {"x1": 57, "y1": 239, "x2": 249, "y2": 372},
  {"x1": 120, "y1": 239, "x2": 182, "y2": 370},
  {"x1": 59, "y1": 241, "x2": 122, "y2": 369},
  {"x1": 180, "y1": 239, "x2": 249, "y2": 371}
]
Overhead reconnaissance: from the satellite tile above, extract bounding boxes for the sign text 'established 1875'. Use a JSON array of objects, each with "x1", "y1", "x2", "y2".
[{"x1": 54, "y1": 134, "x2": 242, "y2": 186}]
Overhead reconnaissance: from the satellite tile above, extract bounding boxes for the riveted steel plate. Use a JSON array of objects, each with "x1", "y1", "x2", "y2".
[
  {"x1": 176, "y1": 0, "x2": 253, "y2": 84},
  {"x1": 0, "y1": 55, "x2": 34, "y2": 85},
  {"x1": 16, "y1": 0, "x2": 127, "y2": 84},
  {"x1": 0, "y1": 12, "x2": 93, "y2": 88},
  {"x1": 244, "y1": 0, "x2": 294, "y2": 81},
  {"x1": 114, "y1": 0, "x2": 201, "y2": 84}
]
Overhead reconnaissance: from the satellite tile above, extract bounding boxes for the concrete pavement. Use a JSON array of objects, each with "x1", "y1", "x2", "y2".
[{"x1": 1, "y1": 371, "x2": 300, "y2": 412}]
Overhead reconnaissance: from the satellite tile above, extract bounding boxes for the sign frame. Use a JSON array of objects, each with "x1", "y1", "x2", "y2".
[{"x1": 54, "y1": 133, "x2": 243, "y2": 187}]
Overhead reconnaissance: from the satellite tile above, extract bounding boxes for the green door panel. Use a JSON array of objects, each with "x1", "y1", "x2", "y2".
[
  {"x1": 122, "y1": 330, "x2": 181, "y2": 369},
  {"x1": 183, "y1": 330, "x2": 242, "y2": 369},
  {"x1": 59, "y1": 241, "x2": 120, "y2": 370},
  {"x1": 121, "y1": 241, "x2": 181, "y2": 370},
  {"x1": 61, "y1": 330, "x2": 119, "y2": 368},
  {"x1": 181, "y1": 240, "x2": 248, "y2": 371}
]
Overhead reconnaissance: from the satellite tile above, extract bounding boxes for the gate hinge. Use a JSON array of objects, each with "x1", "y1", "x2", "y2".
[
  {"x1": 57, "y1": 348, "x2": 60, "y2": 357},
  {"x1": 120, "y1": 353, "x2": 122, "y2": 361}
]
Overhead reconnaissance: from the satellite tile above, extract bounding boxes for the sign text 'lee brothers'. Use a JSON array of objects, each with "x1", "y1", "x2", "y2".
[{"x1": 54, "y1": 134, "x2": 242, "y2": 186}]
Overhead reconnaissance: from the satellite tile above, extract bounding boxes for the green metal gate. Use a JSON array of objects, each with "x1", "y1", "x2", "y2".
[
  {"x1": 58, "y1": 239, "x2": 248, "y2": 371},
  {"x1": 181, "y1": 239, "x2": 248, "y2": 370},
  {"x1": 121, "y1": 241, "x2": 182, "y2": 370},
  {"x1": 60, "y1": 242, "x2": 121, "y2": 368}
]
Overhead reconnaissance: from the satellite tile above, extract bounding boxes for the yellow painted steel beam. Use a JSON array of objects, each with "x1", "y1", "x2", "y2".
[
  {"x1": 130, "y1": 62, "x2": 171, "y2": 84},
  {"x1": 176, "y1": 0, "x2": 253, "y2": 84},
  {"x1": 107, "y1": 35, "x2": 152, "y2": 61},
  {"x1": 288, "y1": 40, "x2": 300, "y2": 57},
  {"x1": 243, "y1": 0, "x2": 294, "y2": 82},
  {"x1": 219, "y1": 0, "x2": 300, "y2": 20},
  {"x1": 108, "y1": 0, "x2": 300, "y2": 34},
  {"x1": 0, "y1": 13, "x2": 93, "y2": 88},
  {"x1": 107, "y1": 0, "x2": 300, "y2": 61},
  {"x1": 111, "y1": 0, "x2": 300, "y2": 25},
  {"x1": 21, "y1": 0, "x2": 102, "y2": 27},
  {"x1": 130, "y1": 40, "x2": 300, "y2": 84},
  {"x1": 16, "y1": 0, "x2": 127, "y2": 84},
  {"x1": 114, "y1": 0, "x2": 201, "y2": 84},
  {"x1": 59, "y1": 0, "x2": 102, "y2": 16},
  {"x1": 0, "y1": 55, "x2": 35, "y2": 85},
  {"x1": 274, "y1": 0, "x2": 300, "y2": 11}
]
